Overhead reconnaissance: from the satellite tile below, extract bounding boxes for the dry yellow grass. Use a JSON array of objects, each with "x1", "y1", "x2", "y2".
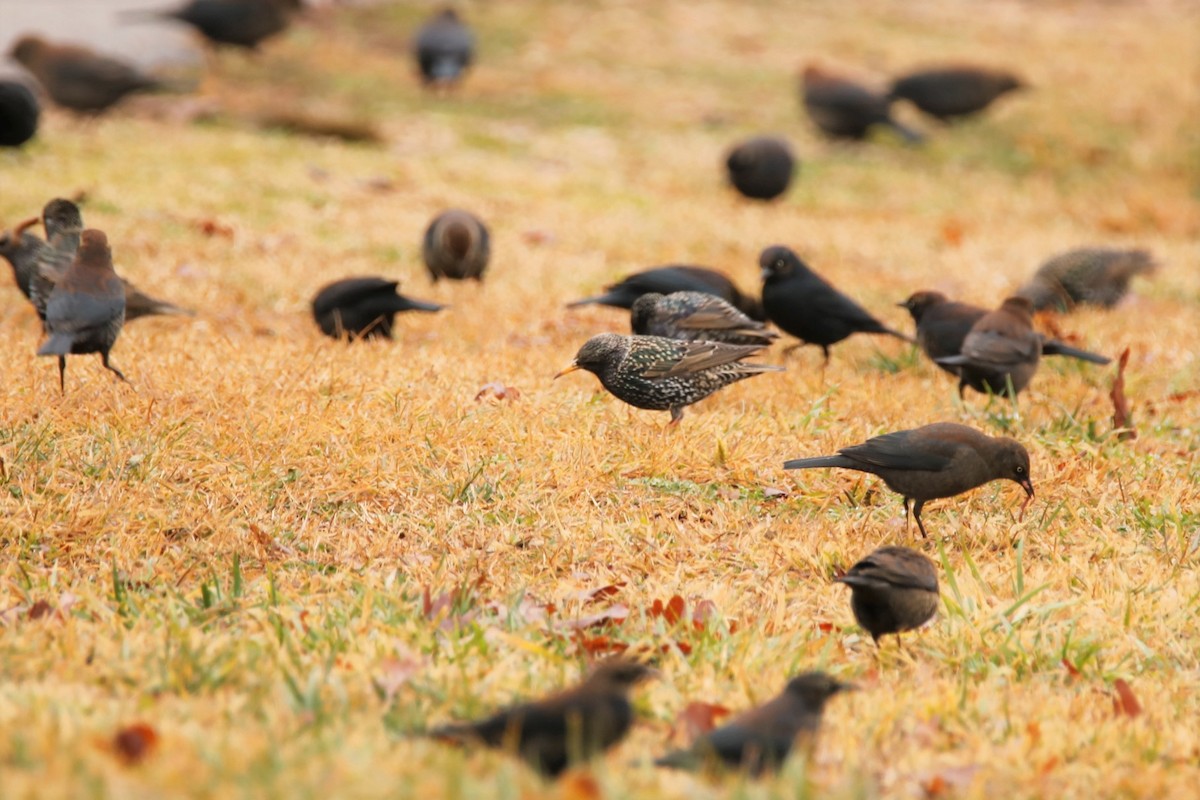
[{"x1": 1, "y1": 0, "x2": 1198, "y2": 797}]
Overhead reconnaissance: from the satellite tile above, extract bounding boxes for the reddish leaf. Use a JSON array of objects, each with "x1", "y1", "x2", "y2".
[
  {"x1": 474, "y1": 382, "x2": 521, "y2": 402},
  {"x1": 574, "y1": 634, "x2": 628, "y2": 655},
  {"x1": 691, "y1": 599, "x2": 717, "y2": 631},
  {"x1": 194, "y1": 218, "x2": 234, "y2": 239},
  {"x1": 113, "y1": 723, "x2": 159, "y2": 765},
  {"x1": 1113, "y1": 678, "x2": 1142, "y2": 718},
  {"x1": 1061, "y1": 658, "x2": 1081, "y2": 679},
  {"x1": 649, "y1": 595, "x2": 685, "y2": 624},
  {"x1": 1110, "y1": 347, "x2": 1137, "y2": 441},
  {"x1": 572, "y1": 583, "x2": 625, "y2": 604},
  {"x1": 27, "y1": 600, "x2": 53, "y2": 620},
  {"x1": 817, "y1": 621, "x2": 834, "y2": 633},
  {"x1": 939, "y1": 218, "x2": 966, "y2": 247},
  {"x1": 762, "y1": 486, "x2": 788, "y2": 499},
  {"x1": 675, "y1": 701, "x2": 731, "y2": 740},
  {"x1": 921, "y1": 764, "x2": 980, "y2": 797},
  {"x1": 560, "y1": 604, "x2": 629, "y2": 631},
  {"x1": 373, "y1": 654, "x2": 423, "y2": 705},
  {"x1": 560, "y1": 771, "x2": 601, "y2": 800},
  {"x1": 666, "y1": 640, "x2": 693, "y2": 655}
]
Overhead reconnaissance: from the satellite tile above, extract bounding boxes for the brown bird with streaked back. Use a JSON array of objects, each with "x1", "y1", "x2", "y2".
[
  {"x1": 655, "y1": 672, "x2": 852, "y2": 776},
  {"x1": 428, "y1": 658, "x2": 657, "y2": 778},
  {"x1": 9, "y1": 35, "x2": 163, "y2": 114},
  {"x1": 802, "y1": 64, "x2": 922, "y2": 143},
  {"x1": 630, "y1": 291, "x2": 778, "y2": 347},
  {"x1": 935, "y1": 296, "x2": 1043, "y2": 397},
  {"x1": 37, "y1": 229, "x2": 128, "y2": 392},
  {"x1": 890, "y1": 65, "x2": 1025, "y2": 122},
  {"x1": 835, "y1": 546, "x2": 939, "y2": 646},
  {"x1": 1016, "y1": 247, "x2": 1158, "y2": 312},
  {"x1": 784, "y1": 422, "x2": 1033, "y2": 538}
]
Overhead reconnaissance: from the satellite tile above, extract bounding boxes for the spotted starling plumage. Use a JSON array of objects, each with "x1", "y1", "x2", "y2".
[
  {"x1": 1015, "y1": 248, "x2": 1157, "y2": 312},
  {"x1": 835, "y1": 546, "x2": 939, "y2": 645},
  {"x1": 567, "y1": 265, "x2": 766, "y2": 322},
  {"x1": 630, "y1": 291, "x2": 778, "y2": 347},
  {"x1": 555, "y1": 333, "x2": 782, "y2": 424}
]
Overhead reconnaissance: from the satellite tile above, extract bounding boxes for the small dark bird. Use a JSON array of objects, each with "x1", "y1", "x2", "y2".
[
  {"x1": 37, "y1": 229, "x2": 128, "y2": 392},
  {"x1": 783, "y1": 422, "x2": 1034, "y2": 538},
  {"x1": 655, "y1": 672, "x2": 852, "y2": 776},
  {"x1": 898, "y1": 291, "x2": 1110, "y2": 382},
  {"x1": 1015, "y1": 248, "x2": 1158, "y2": 312},
  {"x1": 122, "y1": 0, "x2": 299, "y2": 50},
  {"x1": 934, "y1": 296, "x2": 1045, "y2": 398},
  {"x1": 835, "y1": 546, "x2": 939, "y2": 645},
  {"x1": 0, "y1": 80, "x2": 40, "y2": 147},
  {"x1": 801, "y1": 64, "x2": 922, "y2": 143},
  {"x1": 428, "y1": 658, "x2": 656, "y2": 778},
  {"x1": 890, "y1": 65, "x2": 1025, "y2": 121},
  {"x1": 414, "y1": 8, "x2": 474, "y2": 89},
  {"x1": 0, "y1": 217, "x2": 43, "y2": 299},
  {"x1": 568, "y1": 265, "x2": 765, "y2": 322},
  {"x1": 311, "y1": 276, "x2": 443, "y2": 340},
  {"x1": 759, "y1": 245, "x2": 911, "y2": 363},
  {"x1": 725, "y1": 136, "x2": 795, "y2": 201},
  {"x1": 9, "y1": 35, "x2": 163, "y2": 114},
  {"x1": 422, "y1": 209, "x2": 490, "y2": 282},
  {"x1": 555, "y1": 333, "x2": 782, "y2": 424},
  {"x1": 630, "y1": 291, "x2": 778, "y2": 347}
]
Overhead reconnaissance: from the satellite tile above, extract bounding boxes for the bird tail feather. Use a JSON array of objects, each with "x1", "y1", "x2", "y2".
[
  {"x1": 37, "y1": 334, "x2": 73, "y2": 357},
  {"x1": 783, "y1": 455, "x2": 853, "y2": 470},
  {"x1": 1041, "y1": 341, "x2": 1110, "y2": 365}
]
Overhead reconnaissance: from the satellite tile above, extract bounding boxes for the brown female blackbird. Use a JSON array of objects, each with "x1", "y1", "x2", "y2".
[
  {"x1": 423, "y1": 208, "x2": 490, "y2": 282},
  {"x1": 890, "y1": 65, "x2": 1025, "y2": 121},
  {"x1": 836, "y1": 546, "x2": 939, "y2": 645}
]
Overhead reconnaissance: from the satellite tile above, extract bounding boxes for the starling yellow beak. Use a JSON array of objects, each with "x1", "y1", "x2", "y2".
[{"x1": 554, "y1": 361, "x2": 581, "y2": 379}]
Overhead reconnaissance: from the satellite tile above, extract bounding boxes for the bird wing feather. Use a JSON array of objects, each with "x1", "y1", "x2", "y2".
[{"x1": 642, "y1": 340, "x2": 763, "y2": 378}]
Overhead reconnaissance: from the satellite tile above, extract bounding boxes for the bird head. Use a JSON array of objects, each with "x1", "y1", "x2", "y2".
[
  {"x1": 76, "y1": 229, "x2": 112, "y2": 269},
  {"x1": 998, "y1": 295, "x2": 1035, "y2": 323},
  {"x1": 785, "y1": 672, "x2": 855, "y2": 706},
  {"x1": 42, "y1": 198, "x2": 84, "y2": 240},
  {"x1": 555, "y1": 333, "x2": 626, "y2": 379},
  {"x1": 629, "y1": 293, "x2": 664, "y2": 335},
  {"x1": 585, "y1": 657, "x2": 659, "y2": 692},
  {"x1": 897, "y1": 291, "x2": 949, "y2": 323},
  {"x1": 758, "y1": 245, "x2": 808, "y2": 283},
  {"x1": 8, "y1": 36, "x2": 46, "y2": 66},
  {"x1": 993, "y1": 438, "x2": 1034, "y2": 503}
]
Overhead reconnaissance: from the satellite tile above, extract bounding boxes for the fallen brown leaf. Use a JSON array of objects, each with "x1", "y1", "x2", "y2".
[
  {"x1": 1110, "y1": 347, "x2": 1136, "y2": 440},
  {"x1": 113, "y1": 723, "x2": 159, "y2": 766},
  {"x1": 1113, "y1": 678, "x2": 1142, "y2": 718}
]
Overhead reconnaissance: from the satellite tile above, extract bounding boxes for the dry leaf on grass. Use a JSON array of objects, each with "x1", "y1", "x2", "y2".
[
  {"x1": 474, "y1": 382, "x2": 521, "y2": 402},
  {"x1": 113, "y1": 723, "x2": 159, "y2": 766},
  {"x1": 1110, "y1": 347, "x2": 1136, "y2": 441},
  {"x1": 1112, "y1": 678, "x2": 1142, "y2": 718},
  {"x1": 674, "y1": 701, "x2": 732, "y2": 741},
  {"x1": 921, "y1": 763, "x2": 981, "y2": 797}
]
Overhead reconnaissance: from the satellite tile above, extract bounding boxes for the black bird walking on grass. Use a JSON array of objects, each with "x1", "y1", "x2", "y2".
[
  {"x1": 0, "y1": 80, "x2": 40, "y2": 148},
  {"x1": 311, "y1": 276, "x2": 443, "y2": 340},
  {"x1": 9, "y1": 35, "x2": 164, "y2": 114},
  {"x1": 428, "y1": 658, "x2": 656, "y2": 778},
  {"x1": 725, "y1": 136, "x2": 795, "y2": 201},
  {"x1": 423, "y1": 209, "x2": 490, "y2": 282},
  {"x1": 759, "y1": 245, "x2": 911, "y2": 363},
  {"x1": 414, "y1": 8, "x2": 475, "y2": 89},
  {"x1": 568, "y1": 265, "x2": 765, "y2": 322},
  {"x1": 555, "y1": 334, "x2": 781, "y2": 424},
  {"x1": 835, "y1": 546, "x2": 939, "y2": 646},
  {"x1": 122, "y1": 0, "x2": 301, "y2": 51},
  {"x1": 1016, "y1": 248, "x2": 1157, "y2": 312},
  {"x1": 655, "y1": 672, "x2": 852, "y2": 776},
  {"x1": 889, "y1": 65, "x2": 1025, "y2": 121},
  {"x1": 784, "y1": 422, "x2": 1034, "y2": 538},
  {"x1": 630, "y1": 291, "x2": 778, "y2": 347},
  {"x1": 802, "y1": 64, "x2": 922, "y2": 143},
  {"x1": 37, "y1": 230, "x2": 128, "y2": 392}
]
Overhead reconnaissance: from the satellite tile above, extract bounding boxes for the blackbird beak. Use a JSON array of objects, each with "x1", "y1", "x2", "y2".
[
  {"x1": 895, "y1": 301, "x2": 909, "y2": 309},
  {"x1": 1018, "y1": 480, "x2": 1034, "y2": 520},
  {"x1": 554, "y1": 362, "x2": 581, "y2": 380},
  {"x1": 835, "y1": 680, "x2": 858, "y2": 693},
  {"x1": 760, "y1": 267, "x2": 772, "y2": 281},
  {"x1": 1020, "y1": 479, "x2": 1034, "y2": 498}
]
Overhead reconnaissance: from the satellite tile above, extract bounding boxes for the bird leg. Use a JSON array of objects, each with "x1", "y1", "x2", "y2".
[
  {"x1": 56, "y1": 356, "x2": 66, "y2": 394},
  {"x1": 668, "y1": 407, "x2": 684, "y2": 426},
  {"x1": 913, "y1": 501, "x2": 929, "y2": 539},
  {"x1": 100, "y1": 353, "x2": 129, "y2": 385}
]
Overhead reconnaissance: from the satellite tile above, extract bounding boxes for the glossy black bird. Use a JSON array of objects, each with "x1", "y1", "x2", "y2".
[
  {"x1": 725, "y1": 136, "x2": 795, "y2": 201},
  {"x1": 423, "y1": 209, "x2": 490, "y2": 282},
  {"x1": 567, "y1": 265, "x2": 765, "y2": 322},
  {"x1": 429, "y1": 658, "x2": 656, "y2": 778},
  {"x1": 784, "y1": 422, "x2": 1034, "y2": 538},
  {"x1": 655, "y1": 672, "x2": 852, "y2": 776},
  {"x1": 890, "y1": 65, "x2": 1025, "y2": 121},
  {"x1": 311, "y1": 276, "x2": 443, "y2": 340},
  {"x1": 0, "y1": 217, "x2": 43, "y2": 299},
  {"x1": 802, "y1": 64, "x2": 922, "y2": 143},
  {"x1": 760, "y1": 245, "x2": 911, "y2": 362},
  {"x1": 0, "y1": 80, "x2": 40, "y2": 147},
  {"x1": 835, "y1": 546, "x2": 939, "y2": 645},
  {"x1": 37, "y1": 229, "x2": 128, "y2": 392},
  {"x1": 555, "y1": 333, "x2": 781, "y2": 424},
  {"x1": 414, "y1": 8, "x2": 474, "y2": 88},
  {"x1": 122, "y1": 0, "x2": 300, "y2": 50},
  {"x1": 1015, "y1": 248, "x2": 1158, "y2": 312},
  {"x1": 9, "y1": 35, "x2": 163, "y2": 114},
  {"x1": 630, "y1": 291, "x2": 778, "y2": 346}
]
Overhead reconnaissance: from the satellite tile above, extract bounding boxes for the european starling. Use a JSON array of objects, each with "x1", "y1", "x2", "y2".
[
  {"x1": 0, "y1": 217, "x2": 43, "y2": 299},
  {"x1": 121, "y1": 0, "x2": 301, "y2": 51},
  {"x1": 630, "y1": 291, "x2": 778, "y2": 347},
  {"x1": 784, "y1": 422, "x2": 1034, "y2": 538},
  {"x1": 835, "y1": 546, "x2": 939, "y2": 645},
  {"x1": 37, "y1": 229, "x2": 128, "y2": 392},
  {"x1": 423, "y1": 209, "x2": 490, "y2": 282},
  {"x1": 0, "y1": 80, "x2": 40, "y2": 147},
  {"x1": 428, "y1": 658, "x2": 657, "y2": 778},
  {"x1": 1015, "y1": 248, "x2": 1157, "y2": 312},
  {"x1": 890, "y1": 65, "x2": 1025, "y2": 121},
  {"x1": 898, "y1": 291, "x2": 1109, "y2": 383},
  {"x1": 9, "y1": 35, "x2": 164, "y2": 114},
  {"x1": 759, "y1": 245, "x2": 911, "y2": 362},
  {"x1": 414, "y1": 8, "x2": 474, "y2": 89},
  {"x1": 725, "y1": 136, "x2": 795, "y2": 201},
  {"x1": 554, "y1": 333, "x2": 782, "y2": 424},
  {"x1": 568, "y1": 265, "x2": 765, "y2": 322},
  {"x1": 311, "y1": 276, "x2": 443, "y2": 340},
  {"x1": 801, "y1": 64, "x2": 922, "y2": 143},
  {"x1": 655, "y1": 672, "x2": 852, "y2": 776},
  {"x1": 934, "y1": 296, "x2": 1045, "y2": 398}
]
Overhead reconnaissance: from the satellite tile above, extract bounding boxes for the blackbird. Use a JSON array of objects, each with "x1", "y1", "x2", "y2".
[
  {"x1": 554, "y1": 333, "x2": 782, "y2": 424},
  {"x1": 0, "y1": 217, "x2": 43, "y2": 299},
  {"x1": 835, "y1": 546, "x2": 939, "y2": 645},
  {"x1": 568, "y1": 265, "x2": 765, "y2": 322},
  {"x1": 630, "y1": 291, "x2": 778, "y2": 347},
  {"x1": 889, "y1": 65, "x2": 1024, "y2": 121},
  {"x1": 423, "y1": 209, "x2": 490, "y2": 282},
  {"x1": 311, "y1": 276, "x2": 443, "y2": 340},
  {"x1": 37, "y1": 229, "x2": 128, "y2": 392},
  {"x1": 655, "y1": 672, "x2": 852, "y2": 776},
  {"x1": 0, "y1": 80, "x2": 40, "y2": 147},
  {"x1": 801, "y1": 64, "x2": 922, "y2": 143},
  {"x1": 122, "y1": 0, "x2": 300, "y2": 50},
  {"x1": 1015, "y1": 248, "x2": 1157, "y2": 312},
  {"x1": 9, "y1": 35, "x2": 163, "y2": 114},
  {"x1": 725, "y1": 136, "x2": 795, "y2": 201},
  {"x1": 414, "y1": 8, "x2": 474, "y2": 89},
  {"x1": 898, "y1": 291, "x2": 1110, "y2": 382},
  {"x1": 783, "y1": 422, "x2": 1034, "y2": 538},
  {"x1": 934, "y1": 296, "x2": 1047, "y2": 397},
  {"x1": 428, "y1": 658, "x2": 656, "y2": 778},
  {"x1": 760, "y1": 245, "x2": 911, "y2": 362}
]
